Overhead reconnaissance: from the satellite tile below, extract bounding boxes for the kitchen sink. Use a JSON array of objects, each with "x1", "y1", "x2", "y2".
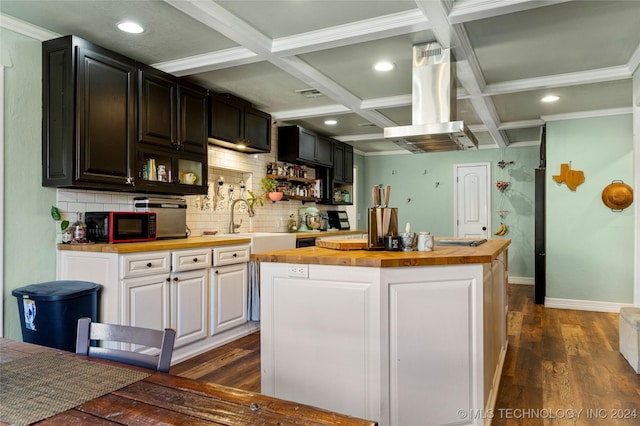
[{"x1": 203, "y1": 232, "x2": 296, "y2": 253}]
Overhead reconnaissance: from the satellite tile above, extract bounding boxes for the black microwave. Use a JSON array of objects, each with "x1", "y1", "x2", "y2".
[{"x1": 85, "y1": 212, "x2": 157, "y2": 243}]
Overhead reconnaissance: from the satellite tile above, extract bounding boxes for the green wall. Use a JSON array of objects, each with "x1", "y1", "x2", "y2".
[
  {"x1": 2, "y1": 29, "x2": 57, "y2": 339},
  {"x1": 359, "y1": 146, "x2": 540, "y2": 279},
  {"x1": 546, "y1": 115, "x2": 634, "y2": 303}
]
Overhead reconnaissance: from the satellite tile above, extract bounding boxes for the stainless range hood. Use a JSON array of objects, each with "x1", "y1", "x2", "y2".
[{"x1": 384, "y1": 42, "x2": 478, "y2": 153}]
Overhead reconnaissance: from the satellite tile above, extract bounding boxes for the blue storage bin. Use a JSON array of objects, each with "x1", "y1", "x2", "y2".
[{"x1": 12, "y1": 280, "x2": 101, "y2": 352}]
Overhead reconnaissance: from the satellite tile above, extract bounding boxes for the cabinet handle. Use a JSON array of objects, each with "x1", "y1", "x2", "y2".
[
  {"x1": 146, "y1": 262, "x2": 152, "y2": 268},
  {"x1": 193, "y1": 258, "x2": 198, "y2": 263},
  {"x1": 173, "y1": 277, "x2": 178, "y2": 282},
  {"x1": 233, "y1": 253, "x2": 237, "y2": 258},
  {"x1": 165, "y1": 277, "x2": 170, "y2": 282},
  {"x1": 214, "y1": 270, "x2": 219, "y2": 274}
]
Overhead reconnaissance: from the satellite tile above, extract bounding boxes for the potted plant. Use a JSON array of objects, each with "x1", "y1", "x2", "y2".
[
  {"x1": 246, "y1": 190, "x2": 264, "y2": 210},
  {"x1": 261, "y1": 177, "x2": 283, "y2": 202}
]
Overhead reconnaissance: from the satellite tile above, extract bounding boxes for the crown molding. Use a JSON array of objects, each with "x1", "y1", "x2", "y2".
[{"x1": 0, "y1": 13, "x2": 59, "y2": 40}]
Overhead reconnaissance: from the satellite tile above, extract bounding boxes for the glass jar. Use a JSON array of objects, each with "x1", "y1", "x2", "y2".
[{"x1": 70, "y1": 212, "x2": 88, "y2": 243}]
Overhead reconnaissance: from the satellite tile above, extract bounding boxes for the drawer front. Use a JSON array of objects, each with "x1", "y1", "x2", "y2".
[
  {"x1": 172, "y1": 248, "x2": 212, "y2": 272},
  {"x1": 121, "y1": 252, "x2": 171, "y2": 279},
  {"x1": 212, "y1": 244, "x2": 251, "y2": 266}
]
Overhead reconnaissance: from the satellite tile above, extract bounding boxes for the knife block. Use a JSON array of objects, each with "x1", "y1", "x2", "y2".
[{"x1": 367, "y1": 207, "x2": 398, "y2": 250}]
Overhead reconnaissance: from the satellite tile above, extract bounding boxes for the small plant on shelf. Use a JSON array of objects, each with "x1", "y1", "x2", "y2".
[{"x1": 261, "y1": 177, "x2": 283, "y2": 202}]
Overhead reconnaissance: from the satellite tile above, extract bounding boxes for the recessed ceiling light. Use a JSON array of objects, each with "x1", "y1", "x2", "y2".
[
  {"x1": 324, "y1": 119, "x2": 337, "y2": 125},
  {"x1": 117, "y1": 21, "x2": 144, "y2": 34},
  {"x1": 373, "y1": 61, "x2": 395, "y2": 72},
  {"x1": 541, "y1": 95, "x2": 559, "y2": 103}
]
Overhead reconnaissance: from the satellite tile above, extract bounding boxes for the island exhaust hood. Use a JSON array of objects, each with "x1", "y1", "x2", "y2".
[{"x1": 384, "y1": 42, "x2": 478, "y2": 153}]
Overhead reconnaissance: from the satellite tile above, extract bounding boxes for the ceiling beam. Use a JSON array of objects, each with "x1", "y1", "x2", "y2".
[
  {"x1": 271, "y1": 10, "x2": 431, "y2": 57},
  {"x1": 163, "y1": 0, "x2": 400, "y2": 129},
  {"x1": 447, "y1": 0, "x2": 574, "y2": 24}
]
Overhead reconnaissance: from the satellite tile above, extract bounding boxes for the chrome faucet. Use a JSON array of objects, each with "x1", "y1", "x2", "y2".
[{"x1": 228, "y1": 199, "x2": 255, "y2": 234}]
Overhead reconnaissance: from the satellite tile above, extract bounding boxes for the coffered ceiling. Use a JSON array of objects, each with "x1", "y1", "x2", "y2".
[{"x1": 2, "y1": 0, "x2": 639, "y2": 153}]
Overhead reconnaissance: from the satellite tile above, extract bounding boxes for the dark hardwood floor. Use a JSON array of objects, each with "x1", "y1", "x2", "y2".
[
  {"x1": 172, "y1": 284, "x2": 640, "y2": 424},
  {"x1": 170, "y1": 331, "x2": 261, "y2": 393},
  {"x1": 493, "y1": 284, "x2": 640, "y2": 425}
]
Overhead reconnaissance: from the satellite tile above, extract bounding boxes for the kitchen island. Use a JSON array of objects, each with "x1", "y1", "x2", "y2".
[{"x1": 253, "y1": 238, "x2": 510, "y2": 426}]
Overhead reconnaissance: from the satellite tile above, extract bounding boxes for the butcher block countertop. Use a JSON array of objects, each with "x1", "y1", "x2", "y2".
[
  {"x1": 56, "y1": 236, "x2": 252, "y2": 253},
  {"x1": 252, "y1": 238, "x2": 511, "y2": 267},
  {"x1": 295, "y1": 229, "x2": 366, "y2": 239}
]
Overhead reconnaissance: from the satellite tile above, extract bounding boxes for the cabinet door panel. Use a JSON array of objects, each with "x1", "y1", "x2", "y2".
[
  {"x1": 343, "y1": 146, "x2": 354, "y2": 183},
  {"x1": 122, "y1": 275, "x2": 170, "y2": 352},
  {"x1": 316, "y1": 136, "x2": 333, "y2": 166},
  {"x1": 389, "y1": 278, "x2": 476, "y2": 426},
  {"x1": 76, "y1": 47, "x2": 136, "y2": 185},
  {"x1": 138, "y1": 67, "x2": 177, "y2": 148},
  {"x1": 178, "y1": 84, "x2": 208, "y2": 154},
  {"x1": 210, "y1": 264, "x2": 248, "y2": 334},
  {"x1": 210, "y1": 94, "x2": 243, "y2": 142},
  {"x1": 265, "y1": 277, "x2": 371, "y2": 418},
  {"x1": 298, "y1": 128, "x2": 317, "y2": 162},
  {"x1": 333, "y1": 142, "x2": 345, "y2": 182},
  {"x1": 172, "y1": 269, "x2": 208, "y2": 348},
  {"x1": 244, "y1": 108, "x2": 271, "y2": 152}
]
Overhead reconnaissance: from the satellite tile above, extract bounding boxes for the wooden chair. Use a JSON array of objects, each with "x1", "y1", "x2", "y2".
[{"x1": 75, "y1": 317, "x2": 176, "y2": 372}]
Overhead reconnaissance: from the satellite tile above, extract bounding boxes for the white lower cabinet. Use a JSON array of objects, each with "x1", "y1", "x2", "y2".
[
  {"x1": 121, "y1": 250, "x2": 207, "y2": 350},
  {"x1": 211, "y1": 245, "x2": 250, "y2": 335},
  {"x1": 210, "y1": 263, "x2": 248, "y2": 334},
  {"x1": 122, "y1": 273, "x2": 170, "y2": 334},
  {"x1": 261, "y1": 259, "x2": 508, "y2": 426},
  {"x1": 57, "y1": 243, "x2": 256, "y2": 364},
  {"x1": 170, "y1": 269, "x2": 208, "y2": 347}
]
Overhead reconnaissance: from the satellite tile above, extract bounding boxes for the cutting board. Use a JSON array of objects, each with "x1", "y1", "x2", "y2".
[{"x1": 316, "y1": 238, "x2": 368, "y2": 250}]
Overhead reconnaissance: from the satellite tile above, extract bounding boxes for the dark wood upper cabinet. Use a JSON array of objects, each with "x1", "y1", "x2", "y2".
[
  {"x1": 343, "y1": 144, "x2": 354, "y2": 183},
  {"x1": 333, "y1": 141, "x2": 353, "y2": 184},
  {"x1": 43, "y1": 35, "x2": 136, "y2": 190},
  {"x1": 138, "y1": 68, "x2": 207, "y2": 155},
  {"x1": 209, "y1": 93, "x2": 271, "y2": 153},
  {"x1": 138, "y1": 65, "x2": 177, "y2": 149},
  {"x1": 42, "y1": 35, "x2": 208, "y2": 195},
  {"x1": 317, "y1": 136, "x2": 334, "y2": 168},
  {"x1": 277, "y1": 125, "x2": 333, "y2": 167},
  {"x1": 178, "y1": 82, "x2": 208, "y2": 154},
  {"x1": 244, "y1": 107, "x2": 271, "y2": 152}
]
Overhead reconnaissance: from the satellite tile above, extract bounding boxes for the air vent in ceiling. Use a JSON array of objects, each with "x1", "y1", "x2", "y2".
[
  {"x1": 295, "y1": 88, "x2": 323, "y2": 98},
  {"x1": 358, "y1": 123, "x2": 378, "y2": 128}
]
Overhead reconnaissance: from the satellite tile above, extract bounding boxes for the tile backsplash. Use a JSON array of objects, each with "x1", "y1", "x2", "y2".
[{"x1": 54, "y1": 129, "x2": 338, "y2": 242}]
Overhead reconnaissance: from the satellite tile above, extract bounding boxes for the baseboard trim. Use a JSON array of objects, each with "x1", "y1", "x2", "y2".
[
  {"x1": 508, "y1": 276, "x2": 534, "y2": 285},
  {"x1": 544, "y1": 297, "x2": 633, "y2": 313}
]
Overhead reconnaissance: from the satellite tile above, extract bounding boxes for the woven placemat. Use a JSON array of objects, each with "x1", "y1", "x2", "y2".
[{"x1": 0, "y1": 351, "x2": 150, "y2": 425}]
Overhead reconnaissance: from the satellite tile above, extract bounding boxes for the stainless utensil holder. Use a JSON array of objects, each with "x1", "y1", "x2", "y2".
[{"x1": 367, "y1": 207, "x2": 398, "y2": 250}]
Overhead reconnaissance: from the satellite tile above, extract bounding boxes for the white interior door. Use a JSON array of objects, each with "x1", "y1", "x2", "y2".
[{"x1": 454, "y1": 163, "x2": 491, "y2": 238}]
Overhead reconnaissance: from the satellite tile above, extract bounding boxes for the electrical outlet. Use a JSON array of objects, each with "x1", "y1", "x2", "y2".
[{"x1": 288, "y1": 264, "x2": 308, "y2": 278}]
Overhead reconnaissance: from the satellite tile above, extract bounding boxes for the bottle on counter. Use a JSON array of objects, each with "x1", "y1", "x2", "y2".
[{"x1": 70, "y1": 212, "x2": 88, "y2": 244}]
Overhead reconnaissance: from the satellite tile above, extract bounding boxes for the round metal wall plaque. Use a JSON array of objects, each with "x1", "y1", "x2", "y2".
[{"x1": 602, "y1": 180, "x2": 633, "y2": 211}]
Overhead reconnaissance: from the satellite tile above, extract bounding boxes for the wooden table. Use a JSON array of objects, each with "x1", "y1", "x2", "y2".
[{"x1": 0, "y1": 338, "x2": 377, "y2": 426}]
